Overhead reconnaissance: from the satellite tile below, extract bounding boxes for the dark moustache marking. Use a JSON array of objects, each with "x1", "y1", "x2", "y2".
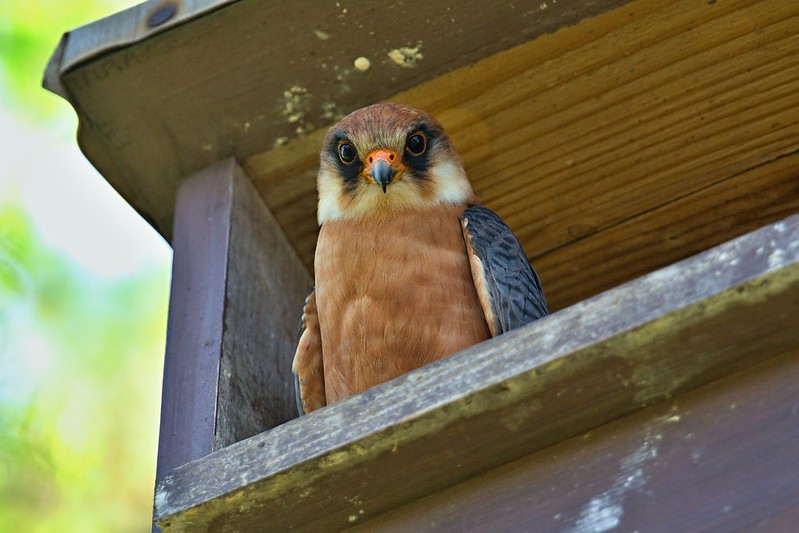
[
  {"x1": 329, "y1": 133, "x2": 363, "y2": 193},
  {"x1": 403, "y1": 123, "x2": 435, "y2": 180}
]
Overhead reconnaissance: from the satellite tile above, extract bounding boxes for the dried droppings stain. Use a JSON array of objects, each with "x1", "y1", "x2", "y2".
[
  {"x1": 322, "y1": 101, "x2": 344, "y2": 122},
  {"x1": 315, "y1": 30, "x2": 330, "y2": 40},
  {"x1": 353, "y1": 56, "x2": 371, "y2": 72},
  {"x1": 572, "y1": 430, "x2": 659, "y2": 532},
  {"x1": 280, "y1": 85, "x2": 311, "y2": 128},
  {"x1": 388, "y1": 43, "x2": 423, "y2": 68}
]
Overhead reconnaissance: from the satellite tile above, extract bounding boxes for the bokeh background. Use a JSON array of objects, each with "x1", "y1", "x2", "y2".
[{"x1": 1, "y1": 2, "x2": 172, "y2": 531}]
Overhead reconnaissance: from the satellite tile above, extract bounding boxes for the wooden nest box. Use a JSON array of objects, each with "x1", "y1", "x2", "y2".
[{"x1": 45, "y1": 0, "x2": 799, "y2": 530}]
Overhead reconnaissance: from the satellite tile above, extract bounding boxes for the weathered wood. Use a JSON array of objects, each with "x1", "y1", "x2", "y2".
[
  {"x1": 43, "y1": 0, "x2": 628, "y2": 240},
  {"x1": 245, "y1": 0, "x2": 799, "y2": 310},
  {"x1": 153, "y1": 216, "x2": 799, "y2": 531},
  {"x1": 155, "y1": 159, "x2": 311, "y2": 481},
  {"x1": 215, "y1": 162, "x2": 313, "y2": 448},
  {"x1": 47, "y1": 0, "x2": 236, "y2": 86},
  {"x1": 358, "y1": 350, "x2": 799, "y2": 532}
]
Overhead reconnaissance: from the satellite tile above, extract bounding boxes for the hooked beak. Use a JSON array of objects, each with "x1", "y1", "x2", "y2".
[
  {"x1": 365, "y1": 149, "x2": 402, "y2": 193},
  {"x1": 369, "y1": 159, "x2": 396, "y2": 193}
]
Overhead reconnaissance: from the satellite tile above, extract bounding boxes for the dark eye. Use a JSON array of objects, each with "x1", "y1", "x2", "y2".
[
  {"x1": 338, "y1": 142, "x2": 357, "y2": 164},
  {"x1": 406, "y1": 132, "x2": 426, "y2": 156}
]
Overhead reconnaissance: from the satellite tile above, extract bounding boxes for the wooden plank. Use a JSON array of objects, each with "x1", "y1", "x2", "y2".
[
  {"x1": 357, "y1": 350, "x2": 799, "y2": 532},
  {"x1": 245, "y1": 0, "x2": 799, "y2": 310},
  {"x1": 44, "y1": 0, "x2": 627, "y2": 240},
  {"x1": 215, "y1": 162, "x2": 313, "y2": 448},
  {"x1": 156, "y1": 161, "x2": 232, "y2": 477},
  {"x1": 153, "y1": 216, "x2": 799, "y2": 531},
  {"x1": 540, "y1": 150, "x2": 799, "y2": 308},
  {"x1": 155, "y1": 159, "x2": 311, "y2": 479}
]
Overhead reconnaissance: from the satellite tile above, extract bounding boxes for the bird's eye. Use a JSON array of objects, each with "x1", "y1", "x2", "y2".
[
  {"x1": 338, "y1": 142, "x2": 357, "y2": 164},
  {"x1": 406, "y1": 132, "x2": 427, "y2": 156}
]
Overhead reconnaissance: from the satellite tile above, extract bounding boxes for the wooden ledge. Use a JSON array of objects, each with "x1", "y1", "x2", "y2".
[{"x1": 154, "y1": 216, "x2": 799, "y2": 531}]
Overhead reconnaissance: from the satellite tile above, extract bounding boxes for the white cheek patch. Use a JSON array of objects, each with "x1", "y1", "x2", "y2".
[
  {"x1": 317, "y1": 169, "x2": 345, "y2": 224},
  {"x1": 431, "y1": 160, "x2": 474, "y2": 204}
]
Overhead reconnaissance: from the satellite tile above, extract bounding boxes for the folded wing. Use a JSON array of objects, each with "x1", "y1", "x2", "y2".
[
  {"x1": 292, "y1": 288, "x2": 326, "y2": 415},
  {"x1": 461, "y1": 205, "x2": 548, "y2": 336}
]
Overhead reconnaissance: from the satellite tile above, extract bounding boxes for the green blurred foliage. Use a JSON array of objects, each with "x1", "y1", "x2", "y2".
[
  {"x1": 1, "y1": 1, "x2": 171, "y2": 531},
  {"x1": 0, "y1": 205, "x2": 169, "y2": 532},
  {"x1": 0, "y1": 1, "x2": 138, "y2": 125}
]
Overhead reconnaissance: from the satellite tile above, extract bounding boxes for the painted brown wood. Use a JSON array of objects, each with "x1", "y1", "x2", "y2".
[
  {"x1": 245, "y1": 0, "x2": 799, "y2": 310},
  {"x1": 357, "y1": 349, "x2": 799, "y2": 532},
  {"x1": 43, "y1": 0, "x2": 628, "y2": 241},
  {"x1": 153, "y1": 216, "x2": 799, "y2": 531},
  {"x1": 155, "y1": 158, "x2": 311, "y2": 481},
  {"x1": 156, "y1": 161, "x2": 232, "y2": 478}
]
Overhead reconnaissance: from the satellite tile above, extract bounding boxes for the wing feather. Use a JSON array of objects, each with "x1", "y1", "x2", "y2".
[
  {"x1": 461, "y1": 205, "x2": 548, "y2": 335},
  {"x1": 292, "y1": 287, "x2": 326, "y2": 415}
]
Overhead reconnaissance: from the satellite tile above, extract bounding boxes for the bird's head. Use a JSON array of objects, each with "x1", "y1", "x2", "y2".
[{"x1": 316, "y1": 103, "x2": 476, "y2": 224}]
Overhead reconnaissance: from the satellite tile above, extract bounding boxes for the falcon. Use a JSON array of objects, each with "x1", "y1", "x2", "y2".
[{"x1": 292, "y1": 103, "x2": 547, "y2": 414}]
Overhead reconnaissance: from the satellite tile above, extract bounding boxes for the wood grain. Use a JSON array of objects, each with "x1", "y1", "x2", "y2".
[
  {"x1": 541, "y1": 151, "x2": 799, "y2": 308},
  {"x1": 155, "y1": 159, "x2": 311, "y2": 477},
  {"x1": 215, "y1": 163, "x2": 312, "y2": 448},
  {"x1": 357, "y1": 350, "x2": 799, "y2": 532},
  {"x1": 245, "y1": 0, "x2": 799, "y2": 311},
  {"x1": 153, "y1": 215, "x2": 799, "y2": 531}
]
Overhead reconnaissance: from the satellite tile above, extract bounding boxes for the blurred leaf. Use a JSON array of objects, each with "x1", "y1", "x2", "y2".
[
  {"x1": 1, "y1": 2, "x2": 169, "y2": 530},
  {"x1": 0, "y1": 204, "x2": 169, "y2": 531}
]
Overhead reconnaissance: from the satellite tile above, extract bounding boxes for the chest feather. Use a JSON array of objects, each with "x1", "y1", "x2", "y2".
[{"x1": 314, "y1": 205, "x2": 490, "y2": 402}]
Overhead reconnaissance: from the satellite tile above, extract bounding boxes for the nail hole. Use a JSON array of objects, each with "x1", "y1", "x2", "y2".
[{"x1": 147, "y1": 4, "x2": 178, "y2": 28}]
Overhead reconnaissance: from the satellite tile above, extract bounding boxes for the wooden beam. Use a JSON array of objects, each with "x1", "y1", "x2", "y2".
[
  {"x1": 44, "y1": 0, "x2": 628, "y2": 239},
  {"x1": 153, "y1": 215, "x2": 799, "y2": 531},
  {"x1": 358, "y1": 350, "x2": 799, "y2": 531},
  {"x1": 155, "y1": 158, "x2": 311, "y2": 483},
  {"x1": 156, "y1": 161, "x2": 231, "y2": 477}
]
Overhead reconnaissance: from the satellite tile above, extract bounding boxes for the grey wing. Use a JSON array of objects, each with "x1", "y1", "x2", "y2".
[{"x1": 461, "y1": 205, "x2": 548, "y2": 336}]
